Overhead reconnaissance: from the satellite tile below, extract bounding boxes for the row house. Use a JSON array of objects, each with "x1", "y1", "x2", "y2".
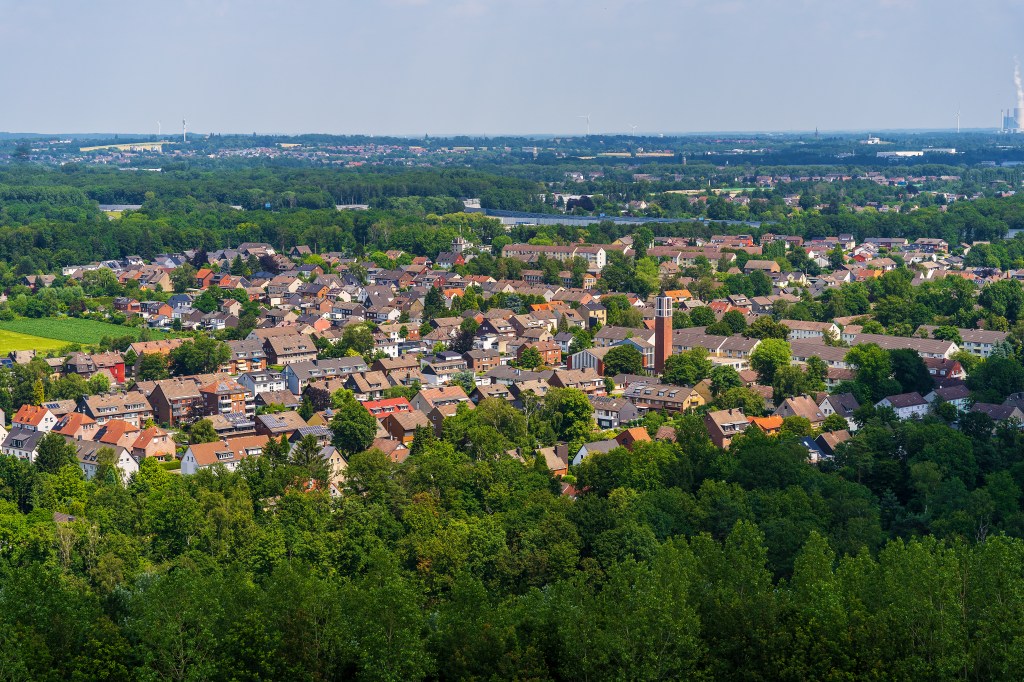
[
  {"x1": 78, "y1": 394, "x2": 153, "y2": 429},
  {"x1": 282, "y1": 357, "x2": 369, "y2": 395},
  {"x1": 223, "y1": 339, "x2": 268, "y2": 374},
  {"x1": 264, "y1": 333, "x2": 318, "y2": 366},
  {"x1": 548, "y1": 367, "x2": 605, "y2": 395},
  {"x1": 623, "y1": 382, "x2": 707, "y2": 414},
  {"x1": 781, "y1": 320, "x2": 841, "y2": 342}
]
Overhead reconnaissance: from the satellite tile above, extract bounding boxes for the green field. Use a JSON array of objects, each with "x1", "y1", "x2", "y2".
[
  {"x1": 0, "y1": 329, "x2": 70, "y2": 354},
  {"x1": 0, "y1": 318, "x2": 159, "y2": 345}
]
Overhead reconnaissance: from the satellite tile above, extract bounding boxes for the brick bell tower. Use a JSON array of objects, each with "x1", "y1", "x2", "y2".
[{"x1": 654, "y1": 291, "x2": 672, "y2": 374}]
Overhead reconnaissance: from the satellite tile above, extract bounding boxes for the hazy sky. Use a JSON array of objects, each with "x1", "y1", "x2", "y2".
[{"x1": 1, "y1": 0, "x2": 1023, "y2": 136}]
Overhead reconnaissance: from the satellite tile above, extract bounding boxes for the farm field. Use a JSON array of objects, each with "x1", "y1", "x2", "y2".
[
  {"x1": 0, "y1": 318, "x2": 159, "y2": 345},
  {"x1": 0, "y1": 329, "x2": 69, "y2": 354}
]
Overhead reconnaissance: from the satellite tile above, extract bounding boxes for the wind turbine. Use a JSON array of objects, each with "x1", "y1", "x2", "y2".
[
  {"x1": 157, "y1": 121, "x2": 161, "y2": 137},
  {"x1": 955, "y1": 107, "x2": 961, "y2": 134},
  {"x1": 630, "y1": 124, "x2": 638, "y2": 137},
  {"x1": 578, "y1": 114, "x2": 591, "y2": 136}
]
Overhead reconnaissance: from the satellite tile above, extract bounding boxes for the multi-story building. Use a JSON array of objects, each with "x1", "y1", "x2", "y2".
[{"x1": 199, "y1": 378, "x2": 255, "y2": 418}]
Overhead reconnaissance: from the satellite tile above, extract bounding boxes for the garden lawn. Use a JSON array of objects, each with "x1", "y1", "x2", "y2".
[
  {"x1": 0, "y1": 329, "x2": 69, "y2": 354},
  {"x1": 0, "y1": 318, "x2": 160, "y2": 345}
]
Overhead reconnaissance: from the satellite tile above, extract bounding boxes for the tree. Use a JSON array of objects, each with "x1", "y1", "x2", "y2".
[
  {"x1": 423, "y1": 285, "x2": 445, "y2": 320},
  {"x1": 772, "y1": 365, "x2": 813, "y2": 401},
  {"x1": 291, "y1": 434, "x2": 329, "y2": 485},
  {"x1": 298, "y1": 397, "x2": 314, "y2": 421},
  {"x1": 137, "y1": 353, "x2": 170, "y2": 381},
  {"x1": 846, "y1": 343, "x2": 898, "y2": 402},
  {"x1": 750, "y1": 338, "x2": 791, "y2": 386},
  {"x1": 780, "y1": 416, "x2": 813, "y2": 438},
  {"x1": 541, "y1": 388, "x2": 594, "y2": 446},
  {"x1": 603, "y1": 345, "x2": 644, "y2": 376},
  {"x1": 632, "y1": 226, "x2": 654, "y2": 260},
  {"x1": 35, "y1": 432, "x2": 79, "y2": 473},
  {"x1": 450, "y1": 318, "x2": 478, "y2": 354},
  {"x1": 745, "y1": 317, "x2": 790, "y2": 340},
  {"x1": 339, "y1": 325, "x2": 374, "y2": 356},
  {"x1": 931, "y1": 325, "x2": 962, "y2": 344},
  {"x1": 821, "y1": 413, "x2": 849, "y2": 432},
  {"x1": 967, "y1": 356, "x2": 1024, "y2": 403},
  {"x1": 710, "y1": 365, "x2": 743, "y2": 396},
  {"x1": 690, "y1": 307, "x2": 716, "y2": 326},
  {"x1": 262, "y1": 434, "x2": 290, "y2": 468},
  {"x1": 663, "y1": 347, "x2": 712, "y2": 386},
  {"x1": 170, "y1": 336, "x2": 231, "y2": 375},
  {"x1": 170, "y1": 263, "x2": 197, "y2": 293},
  {"x1": 518, "y1": 346, "x2": 543, "y2": 370},
  {"x1": 890, "y1": 348, "x2": 933, "y2": 395},
  {"x1": 189, "y1": 419, "x2": 219, "y2": 444},
  {"x1": 331, "y1": 389, "x2": 377, "y2": 455},
  {"x1": 87, "y1": 373, "x2": 110, "y2": 395},
  {"x1": 721, "y1": 310, "x2": 748, "y2": 334}
]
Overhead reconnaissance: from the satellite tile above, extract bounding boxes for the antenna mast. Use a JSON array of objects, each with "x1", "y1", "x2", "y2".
[{"x1": 182, "y1": 117, "x2": 187, "y2": 143}]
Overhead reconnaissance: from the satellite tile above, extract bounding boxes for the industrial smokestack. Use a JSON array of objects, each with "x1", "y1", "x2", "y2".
[{"x1": 1015, "y1": 58, "x2": 1024, "y2": 130}]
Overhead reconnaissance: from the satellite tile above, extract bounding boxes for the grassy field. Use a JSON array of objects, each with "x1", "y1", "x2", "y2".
[
  {"x1": 0, "y1": 318, "x2": 159, "y2": 345},
  {"x1": 0, "y1": 329, "x2": 70, "y2": 354}
]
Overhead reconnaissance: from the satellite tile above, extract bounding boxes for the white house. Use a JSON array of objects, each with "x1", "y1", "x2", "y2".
[
  {"x1": 180, "y1": 435, "x2": 269, "y2": 475},
  {"x1": 74, "y1": 441, "x2": 139, "y2": 483},
  {"x1": 924, "y1": 384, "x2": 971, "y2": 413},
  {"x1": 876, "y1": 392, "x2": 929, "y2": 420}
]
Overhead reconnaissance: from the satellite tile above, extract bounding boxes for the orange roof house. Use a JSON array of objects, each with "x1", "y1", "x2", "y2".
[
  {"x1": 747, "y1": 415, "x2": 783, "y2": 435},
  {"x1": 614, "y1": 426, "x2": 652, "y2": 451}
]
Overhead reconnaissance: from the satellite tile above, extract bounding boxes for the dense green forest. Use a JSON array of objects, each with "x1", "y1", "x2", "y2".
[
  {"x1": 1, "y1": 164, "x2": 1024, "y2": 273},
  {"x1": 4, "y1": 398, "x2": 1024, "y2": 680}
]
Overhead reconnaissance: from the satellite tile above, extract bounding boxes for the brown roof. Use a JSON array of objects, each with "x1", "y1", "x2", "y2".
[{"x1": 189, "y1": 435, "x2": 270, "y2": 467}]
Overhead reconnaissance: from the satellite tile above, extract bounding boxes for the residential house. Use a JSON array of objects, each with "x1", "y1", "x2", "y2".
[
  {"x1": 589, "y1": 395, "x2": 640, "y2": 429},
  {"x1": 224, "y1": 339, "x2": 268, "y2": 373},
  {"x1": 775, "y1": 395, "x2": 827, "y2": 429},
  {"x1": 264, "y1": 333, "x2": 318, "y2": 366},
  {"x1": 237, "y1": 371, "x2": 286, "y2": 396},
  {"x1": 180, "y1": 435, "x2": 270, "y2": 475},
  {"x1": 876, "y1": 392, "x2": 930, "y2": 420},
  {"x1": 53, "y1": 412, "x2": 99, "y2": 441},
  {"x1": 970, "y1": 403, "x2": 1024, "y2": 426},
  {"x1": 622, "y1": 382, "x2": 707, "y2": 414},
  {"x1": 382, "y1": 410, "x2": 432, "y2": 444},
  {"x1": 548, "y1": 367, "x2": 606, "y2": 395},
  {"x1": 13, "y1": 404, "x2": 57, "y2": 433},
  {"x1": 818, "y1": 393, "x2": 860, "y2": 431},
  {"x1": 131, "y1": 426, "x2": 176, "y2": 461},
  {"x1": 255, "y1": 411, "x2": 309, "y2": 439},
  {"x1": 571, "y1": 439, "x2": 618, "y2": 466},
  {"x1": 924, "y1": 384, "x2": 971, "y2": 413},
  {"x1": 73, "y1": 440, "x2": 139, "y2": 481},
  {"x1": 78, "y1": 394, "x2": 153, "y2": 429},
  {"x1": 149, "y1": 378, "x2": 205, "y2": 426},
  {"x1": 344, "y1": 371, "x2": 389, "y2": 401},
  {"x1": 781, "y1": 320, "x2": 840, "y2": 342},
  {"x1": 200, "y1": 378, "x2": 255, "y2": 417},
  {"x1": 704, "y1": 408, "x2": 749, "y2": 449}
]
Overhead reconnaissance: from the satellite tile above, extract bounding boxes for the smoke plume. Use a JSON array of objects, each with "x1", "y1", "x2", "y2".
[{"x1": 1016, "y1": 57, "x2": 1024, "y2": 130}]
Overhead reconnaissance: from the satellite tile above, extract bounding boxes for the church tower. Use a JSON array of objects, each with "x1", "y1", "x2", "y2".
[{"x1": 655, "y1": 291, "x2": 672, "y2": 374}]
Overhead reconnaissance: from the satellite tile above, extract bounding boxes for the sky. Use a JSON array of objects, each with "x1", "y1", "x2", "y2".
[{"x1": 1, "y1": 0, "x2": 1023, "y2": 136}]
